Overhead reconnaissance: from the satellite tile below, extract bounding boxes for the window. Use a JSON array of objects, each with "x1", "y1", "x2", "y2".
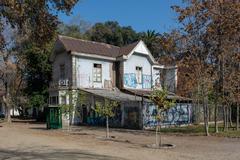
[
  {"x1": 60, "y1": 64, "x2": 65, "y2": 79},
  {"x1": 93, "y1": 63, "x2": 102, "y2": 82},
  {"x1": 49, "y1": 96, "x2": 59, "y2": 105},
  {"x1": 136, "y1": 66, "x2": 142, "y2": 84}
]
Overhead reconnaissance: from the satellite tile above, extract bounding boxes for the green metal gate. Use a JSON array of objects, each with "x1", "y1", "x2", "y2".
[{"x1": 46, "y1": 106, "x2": 62, "y2": 129}]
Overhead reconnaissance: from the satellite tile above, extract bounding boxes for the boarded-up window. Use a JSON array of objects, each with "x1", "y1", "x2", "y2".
[
  {"x1": 93, "y1": 63, "x2": 102, "y2": 82},
  {"x1": 136, "y1": 66, "x2": 142, "y2": 84}
]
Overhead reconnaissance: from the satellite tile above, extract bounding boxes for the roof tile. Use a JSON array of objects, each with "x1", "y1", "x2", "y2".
[{"x1": 58, "y1": 35, "x2": 139, "y2": 58}]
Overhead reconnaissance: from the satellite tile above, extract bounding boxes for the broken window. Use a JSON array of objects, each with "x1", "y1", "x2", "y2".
[
  {"x1": 93, "y1": 63, "x2": 102, "y2": 82},
  {"x1": 136, "y1": 66, "x2": 142, "y2": 84}
]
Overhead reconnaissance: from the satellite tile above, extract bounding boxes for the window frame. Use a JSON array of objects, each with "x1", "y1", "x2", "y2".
[
  {"x1": 136, "y1": 66, "x2": 143, "y2": 84},
  {"x1": 49, "y1": 96, "x2": 59, "y2": 105},
  {"x1": 93, "y1": 63, "x2": 102, "y2": 83}
]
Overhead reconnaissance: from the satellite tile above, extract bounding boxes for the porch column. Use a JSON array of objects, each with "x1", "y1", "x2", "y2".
[
  {"x1": 139, "y1": 100, "x2": 144, "y2": 129},
  {"x1": 121, "y1": 102, "x2": 125, "y2": 127}
]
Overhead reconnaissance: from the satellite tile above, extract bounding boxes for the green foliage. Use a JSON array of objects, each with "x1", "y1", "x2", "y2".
[
  {"x1": 160, "y1": 123, "x2": 240, "y2": 138},
  {"x1": 95, "y1": 99, "x2": 119, "y2": 118},
  {"x1": 150, "y1": 88, "x2": 175, "y2": 121},
  {"x1": 58, "y1": 20, "x2": 179, "y2": 59},
  {"x1": 85, "y1": 21, "x2": 139, "y2": 46},
  {"x1": 60, "y1": 90, "x2": 86, "y2": 119},
  {"x1": 28, "y1": 93, "x2": 46, "y2": 109},
  {"x1": 58, "y1": 18, "x2": 91, "y2": 39},
  {"x1": 60, "y1": 103, "x2": 74, "y2": 118},
  {"x1": 19, "y1": 41, "x2": 53, "y2": 107}
]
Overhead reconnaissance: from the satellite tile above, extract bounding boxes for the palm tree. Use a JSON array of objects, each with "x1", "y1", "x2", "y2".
[{"x1": 141, "y1": 30, "x2": 160, "y2": 57}]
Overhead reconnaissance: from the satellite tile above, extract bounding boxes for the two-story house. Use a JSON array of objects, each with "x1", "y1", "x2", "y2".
[{"x1": 49, "y1": 35, "x2": 192, "y2": 129}]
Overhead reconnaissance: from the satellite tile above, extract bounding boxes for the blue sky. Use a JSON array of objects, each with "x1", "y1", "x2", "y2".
[{"x1": 59, "y1": 0, "x2": 185, "y2": 33}]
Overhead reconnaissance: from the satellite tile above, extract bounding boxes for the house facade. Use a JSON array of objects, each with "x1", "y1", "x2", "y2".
[{"x1": 49, "y1": 35, "x2": 192, "y2": 129}]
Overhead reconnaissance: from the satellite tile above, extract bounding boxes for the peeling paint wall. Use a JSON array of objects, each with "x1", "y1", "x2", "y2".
[
  {"x1": 75, "y1": 56, "x2": 113, "y2": 89},
  {"x1": 123, "y1": 54, "x2": 152, "y2": 89}
]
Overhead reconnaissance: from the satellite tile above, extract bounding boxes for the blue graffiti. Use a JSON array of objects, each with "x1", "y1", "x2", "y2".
[
  {"x1": 163, "y1": 105, "x2": 191, "y2": 125},
  {"x1": 124, "y1": 73, "x2": 137, "y2": 88},
  {"x1": 143, "y1": 103, "x2": 192, "y2": 128},
  {"x1": 142, "y1": 75, "x2": 151, "y2": 89}
]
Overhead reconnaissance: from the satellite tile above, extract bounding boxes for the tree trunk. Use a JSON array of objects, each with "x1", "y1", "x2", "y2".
[
  {"x1": 223, "y1": 106, "x2": 227, "y2": 131},
  {"x1": 214, "y1": 104, "x2": 219, "y2": 133},
  {"x1": 226, "y1": 106, "x2": 229, "y2": 131},
  {"x1": 106, "y1": 116, "x2": 109, "y2": 139},
  {"x1": 237, "y1": 103, "x2": 239, "y2": 131},
  {"x1": 204, "y1": 104, "x2": 209, "y2": 136},
  {"x1": 229, "y1": 107, "x2": 233, "y2": 128},
  {"x1": 155, "y1": 124, "x2": 161, "y2": 147},
  {"x1": 203, "y1": 97, "x2": 209, "y2": 136},
  {"x1": 3, "y1": 95, "x2": 11, "y2": 123}
]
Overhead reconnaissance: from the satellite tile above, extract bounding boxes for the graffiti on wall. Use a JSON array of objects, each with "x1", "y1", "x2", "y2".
[
  {"x1": 143, "y1": 103, "x2": 192, "y2": 128},
  {"x1": 83, "y1": 105, "x2": 122, "y2": 127},
  {"x1": 142, "y1": 75, "x2": 151, "y2": 89},
  {"x1": 124, "y1": 73, "x2": 151, "y2": 89},
  {"x1": 124, "y1": 73, "x2": 137, "y2": 88},
  {"x1": 143, "y1": 104, "x2": 158, "y2": 127}
]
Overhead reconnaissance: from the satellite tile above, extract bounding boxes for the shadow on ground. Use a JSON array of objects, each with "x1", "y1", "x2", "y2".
[{"x1": 0, "y1": 148, "x2": 126, "y2": 160}]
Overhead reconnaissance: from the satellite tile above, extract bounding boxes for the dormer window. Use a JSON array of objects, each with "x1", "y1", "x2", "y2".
[
  {"x1": 93, "y1": 63, "x2": 102, "y2": 82},
  {"x1": 136, "y1": 66, "x2": 142, "y2": 84}
]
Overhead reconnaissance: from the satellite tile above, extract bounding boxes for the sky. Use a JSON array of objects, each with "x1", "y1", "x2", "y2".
[{"x1": 59, "y1": 0, "x2": 185, "y2": 33}]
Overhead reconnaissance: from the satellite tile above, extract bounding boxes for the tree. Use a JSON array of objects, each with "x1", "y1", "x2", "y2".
[
  {"x1": 0, "y1": 56, "x2": 17, "y2": 122},
  {"x1": 0, "y1": 0, "x2": 78, "y2": 121},
  {"x1": 85, "y1": 21, "x2": 139, "y2": 46},
  {"x1": 60, "y1": 90, "x2": 86, "y2": 127},
  {"x1": 58, "y1": 16, "x2": 91, "y2": 39},
  {"x1": 20, "y1": 41, "x2": 52, "y2": 104},
  {"x1": 140, "y1": 30, "x2": 160, "y2": 58},
  {"x1": 95, "y1": 99, "x2": 118, "y2": 139},
  {"x1": 173, "y1": 0, "x2": 240, "y2": 134},
  {"x1": 0, "y1": 0, "x2": 79, "y2": 47},
  {"x1": 150, "y1": 88, "x2": 175, "y2": 147}
]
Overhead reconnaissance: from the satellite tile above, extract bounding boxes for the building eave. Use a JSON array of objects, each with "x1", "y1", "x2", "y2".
[{"x1": 71, "y1": 51, "x2": 116, "y2": 61}]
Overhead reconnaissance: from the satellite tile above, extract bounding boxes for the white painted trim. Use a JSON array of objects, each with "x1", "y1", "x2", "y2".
[
  {"x1": 126, "y1": 40, "x2": 157, "y2": 64},
  {"x1": 152, "y1": 65, "x2": 165, "y2": 69},
  {"x1": 71, "y1": 52, "x2": 116, "y2": 61}
]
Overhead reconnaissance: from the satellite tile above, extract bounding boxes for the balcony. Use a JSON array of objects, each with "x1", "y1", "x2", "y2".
[{"x1": 49, "y1": 79, "x2": 70, "y2": 90}]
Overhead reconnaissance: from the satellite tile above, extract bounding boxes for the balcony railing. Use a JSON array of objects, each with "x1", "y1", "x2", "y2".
[{"x1": 49, "y1": 79, "x2": 70, "y2": 89}]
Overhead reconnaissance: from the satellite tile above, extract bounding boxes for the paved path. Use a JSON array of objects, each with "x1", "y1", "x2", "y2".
[{"x1": 0, "y1": 123, "x2": 240, "y2": 160}]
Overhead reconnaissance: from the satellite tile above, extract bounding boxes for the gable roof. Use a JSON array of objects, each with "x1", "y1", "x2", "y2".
[
  {"x1": 58, "y1": 35, "x2": 120, "y2": 58},
  {"x1": 56, "y1": 35, "x2": 158, "y2": 64},
  {"x1": 119, "y1": 41, "x2": 140, "y2": 56}
]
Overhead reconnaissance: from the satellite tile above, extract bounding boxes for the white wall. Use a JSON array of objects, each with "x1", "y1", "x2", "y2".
[
  {"x1": 123, "y1": 53, "x2": 152, "y2": 89},
  {"x1": 75, "y1": 56, "x2": 113, "y2": 89},
  {"x1": 134, "y1": 41, "x2": 149, "y2": 56}
]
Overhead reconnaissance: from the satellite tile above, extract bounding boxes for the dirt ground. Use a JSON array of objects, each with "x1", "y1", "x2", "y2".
[{"x1": 0, "y1": 123, "x2": 240, "y2": 160}]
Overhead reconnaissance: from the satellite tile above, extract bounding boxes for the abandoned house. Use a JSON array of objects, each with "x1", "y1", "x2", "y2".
[{"x1": 49, "y1": 35, "x2": 192, "y2": 129}]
